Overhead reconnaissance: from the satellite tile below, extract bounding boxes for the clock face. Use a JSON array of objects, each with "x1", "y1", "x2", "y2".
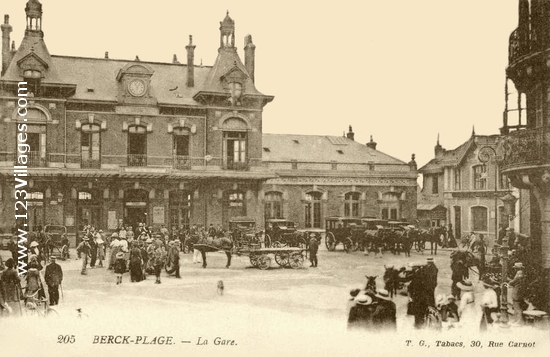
[{"x1": 128, "y1": 79, "x2": 146, "y2": 97}]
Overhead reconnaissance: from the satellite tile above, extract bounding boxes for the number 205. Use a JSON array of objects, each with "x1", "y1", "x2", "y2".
[{"x1": 57, "y1": 335, "x2": 75, "y2": 344}]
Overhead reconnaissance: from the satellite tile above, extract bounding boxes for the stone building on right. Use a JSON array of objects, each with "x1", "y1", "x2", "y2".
[{"x1": 501, "y1": 0, "x2": 550, "y2": 309}]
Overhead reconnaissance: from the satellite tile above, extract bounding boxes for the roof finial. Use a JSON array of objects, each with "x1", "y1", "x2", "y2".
[
  {"x1": 472, "y1": 125, "x2": 476, "y2": 136},
  {"x1": 135, "y1": 55, "x2": 140, "y2": 61},
  {"x1": 437, "y1": 133, "x2": 440, "y2": 145}
]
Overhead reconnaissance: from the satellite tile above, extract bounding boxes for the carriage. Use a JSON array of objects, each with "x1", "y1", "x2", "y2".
[
  {"x1": 264, "y1": 219, "x2": 308, "y2": 249},
  {"x1": 325, "y1": 217, "x2": 363, "y2": 252},
  {"x1": 235, "y1": 246, "x2": 305, "y2": 270},
  {"x1": 228, "y1": 217, "x2": 262, "y2": 249},
  {"x1": 43, "y1": 225, "x2": 69, "y2": 260}
]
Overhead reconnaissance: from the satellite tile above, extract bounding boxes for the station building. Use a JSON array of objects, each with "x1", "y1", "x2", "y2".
[{"x1": 0, "y1": 1, "x2": 418, "y2": 243}]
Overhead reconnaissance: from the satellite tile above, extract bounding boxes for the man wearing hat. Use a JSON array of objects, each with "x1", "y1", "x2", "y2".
[
  {"x1": 424, "y1": 257, "x2": 438, "y2": 307},
  {"x1": 372, "y1": 289, "x2": 397, "y2": 330},
  {"x1": 44, "y1": 256, "x2": 63, "y2": 306},
  {"x1": 0, "y1": 258, "x2": 21, "y2": 314},
  {"x1": 508, "y1": 262, "x2": 525, "y2": 325},
  {"x1": 76, "y1": 236, "x2": 91, "y2": 275},
  {"x1": 309, "y1": 233, "x2": 319, "y2": 267},
  {"x1": 480, "y1": 278, "x2": 499, "y2": 328},
  {"x1": 347, "y1": 293, "x2": 375, "y2": 330}
]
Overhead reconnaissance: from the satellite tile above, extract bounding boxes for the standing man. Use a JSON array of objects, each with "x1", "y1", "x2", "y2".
[
  {"x1": 424, "y1": 257, "x2": 438, "y2": 307},
  {"x1": 309, "y1": 233, "x2": 319, "y2": 267},
  {"x1": 76, "y1": 236, "x2": 91, "y2": 275},
  {"x1": 508, "y1": 262, "x2": 526, "y2": 325},
  {"x1": 450, "y1": 258, "x2": 468, "y2": 299},
  {"x1": 89, "y1": 230, "x2": 98, "y2": 269},
  {"x1": 44, "y1": 256, "x2": 63, "y2": 306},
  {"x1": 0, "y1": 258, "x2": 21, "y2": 315},
  {"x1": 168, "y1": 240, "x2": 181, "y2": 278},
  {"x1": 7, "y1": 237, "x2": 17, "y2": 263}
]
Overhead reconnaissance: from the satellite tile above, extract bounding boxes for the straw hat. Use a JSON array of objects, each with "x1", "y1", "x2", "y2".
[
  {"x1": 354, "y1": 294, "x2": 373, "y2": 306},
  {"x1": 374, "y1": 289, "x2": 392, "y2": 301},
  {"x1": 457, "y1": 279, "x2": 474, "y2": 291},
  {"x1": 30, "y1": 241, "x2": 39, "y2": 247},
  {"x1": 513, "y1": 262, "x2": 524, "y2": 269}
]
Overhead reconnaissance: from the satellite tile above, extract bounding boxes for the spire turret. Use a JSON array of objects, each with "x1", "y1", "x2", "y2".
[
  {"x1": 25, "y1": 0, "x2": 43, "y2": 37},
  {"x1": 219, "y1": 11, "x2": 236, "y2": 50}
]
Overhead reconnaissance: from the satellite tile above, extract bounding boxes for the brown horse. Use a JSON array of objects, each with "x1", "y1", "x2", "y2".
[{"x1": 193, "y1": 237, "x2": 233, "y2": 268}]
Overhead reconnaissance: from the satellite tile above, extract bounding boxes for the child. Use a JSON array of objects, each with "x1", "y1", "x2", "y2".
[{"x1": 114, "y1": 252, "x2": 126, "y2": 285}]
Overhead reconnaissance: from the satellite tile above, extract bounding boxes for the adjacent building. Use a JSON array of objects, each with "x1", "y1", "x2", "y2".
[
  {"x1": 419, "y1": 133, "x2": 522, "y2": 244},
  {"x1": 262, "y1": 129, "x2": 418, "y2": 229}
]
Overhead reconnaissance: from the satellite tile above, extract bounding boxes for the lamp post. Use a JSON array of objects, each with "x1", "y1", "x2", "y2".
[
  {"x1": 500, "y1": 192, "x2": 518, "y2": 325},
  {"x1": 477, "y1": 146, "x2": 499, "y2": 249}
]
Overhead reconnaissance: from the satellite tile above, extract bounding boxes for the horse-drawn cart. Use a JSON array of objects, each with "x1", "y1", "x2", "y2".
[{"x1": 235, "y1": 246, "x2": 305, "y2": 270}]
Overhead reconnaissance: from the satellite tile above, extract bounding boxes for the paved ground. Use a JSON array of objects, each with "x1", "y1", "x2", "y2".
[{"x1": 1, "y1": 246, "x2": 549, "y2": 357}]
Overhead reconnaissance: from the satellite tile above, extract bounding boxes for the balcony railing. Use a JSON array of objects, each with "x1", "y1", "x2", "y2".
[
  {"x1": 81, "y1": 159, "x2": 101, "y2": 169},
  {"x1": 500, "y1": 128, "x2": 548, "y2": 171},
  {"x1": 127, "y1": 154, "x2": 147, "y2": 167},
  {"x1": 173, "y1": 155, "x2": 191, "y2": 170},
  {"x1": 224, "y1": 160, "x2": 249, "y2": 171},
  {"x1": 28, "y1": 151, "x2": 47, "y2": 167}
]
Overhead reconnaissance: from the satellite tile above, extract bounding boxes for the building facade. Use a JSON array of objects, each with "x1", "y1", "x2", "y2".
[
  {"x1": 262, "y1": 129, "x2": 418, "y2": 229},
  {"x1": 500, "y1": 0, "x2": 550, "y2": 308},
  {"x1": 0, "y1": 2, "x2": 274, "y2": 242},
  {"x1": 419, "y1": 134, "x2": 522, "y2": 244},
  {"x1": 0, "y1": 2, "x2": 418, "y2": 243}
]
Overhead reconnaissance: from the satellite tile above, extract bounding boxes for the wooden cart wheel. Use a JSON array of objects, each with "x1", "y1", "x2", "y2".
[
  {"x1": 326, "y1": 232, "x2": 336, "y2": 251},
  {"x1": 264, "y1": 234, "x2": 272, "y2": 248},
  {"x1": 274, "y1": 252, "x2": 289, "y2": 267},
  {"x1": 257, "y1": 255, "x2": 271, "y2": 270},
  {"x1": 249, "y1": 254, "x2": 259, "y2": 267},
  {"x1": 288, "y1": 252, "x2": 304, "y2": 269},
  {"x1": 344, "y1": 237, "x2": 354, "y2": 253}
]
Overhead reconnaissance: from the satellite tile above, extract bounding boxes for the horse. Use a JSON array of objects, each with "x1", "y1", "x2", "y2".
[
  {"x1": 193, "y1": 237, "x2": 233, "y2": 269},
  {"x1": 365, "y1": 275, "x2": 378, "y2": 294}
]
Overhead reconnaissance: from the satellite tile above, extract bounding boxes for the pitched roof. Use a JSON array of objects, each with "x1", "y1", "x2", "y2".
[
  {"x1": 417, "y1": 203, "x2": 446, "y2": 211},
  {"x1": 262, "y1": 133, "x2": 407, "y2": 165},
  {"x1": 48, "y1": 56, "x2": 214, "y2": 105},
  {"x1": 418, "y1": 135, "x2": 500, "y2": 173}
]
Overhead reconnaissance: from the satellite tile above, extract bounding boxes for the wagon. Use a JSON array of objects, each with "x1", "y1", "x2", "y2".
[
  {"x1": 235, "y1": 246, "x2": 305, "y2": 270},
  {"x1": 265, "y1": 219, "x2": 307, "y2": 249},
  {"x1": 324, "y1": 217, "x2": 363, "y2": 252},
  {"x1": 228, "y1": 217, "x2": 262, "y2": 249},
  {"x1": 43, "y1": 225, "x2": 69, "y2": 260}
]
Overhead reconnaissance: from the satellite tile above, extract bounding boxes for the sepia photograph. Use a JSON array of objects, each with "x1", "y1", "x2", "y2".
[{"x1": 0, "y1": 1, "x2": 549, "y2": 356}]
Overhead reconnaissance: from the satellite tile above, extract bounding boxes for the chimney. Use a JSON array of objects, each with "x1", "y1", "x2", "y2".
[
  {"x1": 104, "y1": 51, "x2": 109, "y2": 59},
  {"x1": 366, "y1": 135, "x2": 377, "y2": 150},
  {"x1": 434, "y1": 134, "x2": 445, "y2": 157},
  {"x1": 346, "y1": 125, "x2": 355, "y2": 141},
  {"x1": 186, "y1": 35, "x2": 196, "y2": 87},
  {"x1": 172, "y1": 54, "x2": 180, "y2": 64},
  {"x1": 244, "y1": 34, "x2": 255, "y2": 83},
  {"x1": 408, "y1": 153, "x2": 417, "y2": 171},
  {"x1": 1, "y1": 15, "x2": 13, "y2": 76}
]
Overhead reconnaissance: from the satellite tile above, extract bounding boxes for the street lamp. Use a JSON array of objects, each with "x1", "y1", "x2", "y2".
[
  {"x1": 500, "y1": 192, "x2": 518, "y2": 325},
  {"x1": 478, "y1": 146, "x2": 499, "y2": 248}
]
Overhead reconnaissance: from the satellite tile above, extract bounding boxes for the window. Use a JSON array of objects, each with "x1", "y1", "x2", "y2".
[
  {"x1": 128, "y1": 125, "x2": 147, "y2": 167},
  {"x1": 223, "y1": 131, "x2": 247, "y2": 170},
  {"x1": 305, "y1": 192, "x2": 322, "y2": 228},
  {"x1": 380, "y1": 192, "x2": 400, "y2": 220},
  {"x1": 471, "y1": 206, "x2": 488, "y2": 231},
  {"x1": 229, "y1": 192, "x2": 244, "y2": 207},
  {"x1": 265, "y1": 192, "x2": 283, "y2": 219},
  {"x1": 454, "y1": 169, "x2": 461, "y2": 190},
  {"x1": 173, "y1": 127, "x2": 190, "y2": 169},
  {"x1": 390, "y1": 208, "x2": 398, "y2": 220},
  {"x1": 473, "y1": 165, "x2": 487, "y2": 190},
  {"x1": 78, "y1": 192, "x2": 92, "y2": 200},
  {"x1": 344, "y1": 192, "x2": 360, "y2": 217},
  {"x1": 432, "y1": 175, "x2": 439, "y2": 194},
  {"x1": 500, "y1": 173, "x2": 510, "y2": 190},
  {"x1": 169, "y1": 190, "x2": 192, "y2": 230},
  {"x1": 24, "y1": 124, "x2": 47, "y2": 167},
  {"x1": 81, "y1": 124, "x2": 101, "y2": 169},
  {"x1": 381, "y1": 208, "x2": 389, "y2": 220}
]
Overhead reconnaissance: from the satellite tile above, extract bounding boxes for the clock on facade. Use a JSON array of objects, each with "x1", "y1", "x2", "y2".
[{"x1": 128, "y1": 79, "x2": 146, "y2": 97}]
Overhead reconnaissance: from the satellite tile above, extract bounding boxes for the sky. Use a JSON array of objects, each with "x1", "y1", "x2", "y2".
[{"x1": 0, "y1": 0, "x2": 520, "y2": 169}]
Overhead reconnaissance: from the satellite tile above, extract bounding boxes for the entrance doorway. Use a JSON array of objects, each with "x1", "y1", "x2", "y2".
[{"x1": 124, "y1": 189, "x2": 149, "y2": 228}]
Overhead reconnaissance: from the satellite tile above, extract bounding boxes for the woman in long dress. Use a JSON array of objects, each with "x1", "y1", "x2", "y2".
[{"x1": 456, "y1": 279, "x2": 480, "y2": 329}]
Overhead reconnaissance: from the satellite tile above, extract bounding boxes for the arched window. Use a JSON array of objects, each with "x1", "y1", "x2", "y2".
[
  {"x1": 305, "y1": 192, "x2": 322, "y2": 228},
  {"x1": 222, "y1": 118, "x2": 248, "y2": 171},
  {"x1": 344, "y1": 192, "x2": 360, "y2": 217},
  {"x1": 471, "y1": 206, "x2": 488, "y2": 232},
  {"x1": 265, "y1": 192, "x2": 283, "y2": 219},
  {"x1": 380, "y1": 192, "x2": 400, "y2": 220}
]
